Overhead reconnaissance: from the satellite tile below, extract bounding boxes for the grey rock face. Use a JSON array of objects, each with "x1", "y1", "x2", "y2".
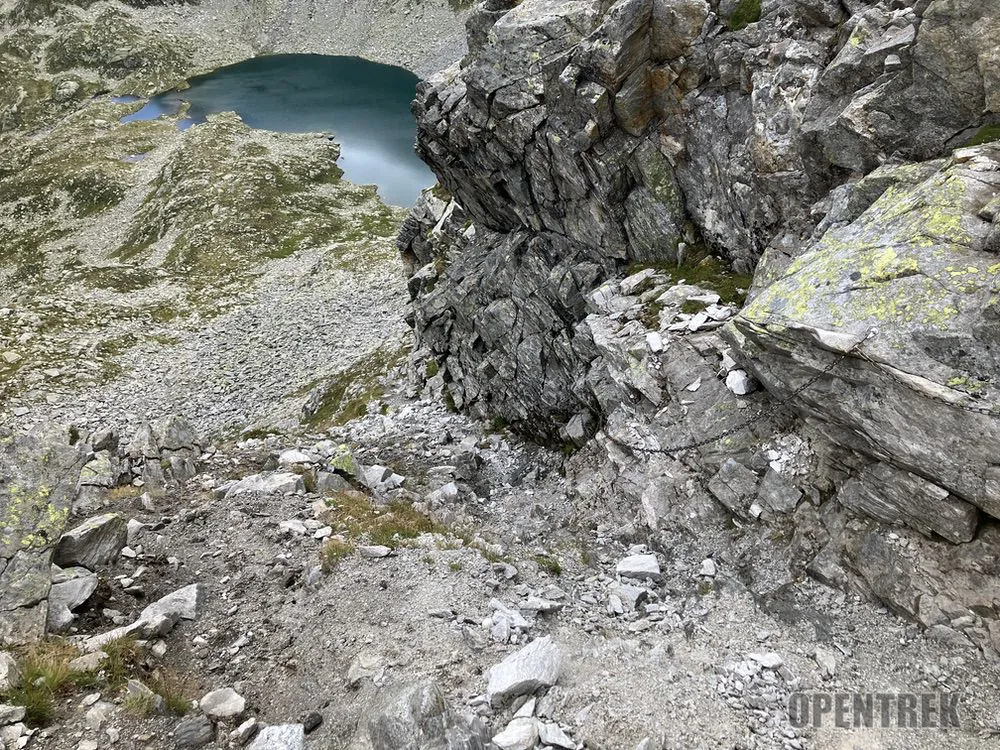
[
  {"x1": 47, "y1": 566, "x2": 98, "y2": 633},
  {"x1": 0, "y1": 425, "x2": 85, "y2": 646},
  {"x1": 125, "y1": 415, "x2": 201, "y2": 496},
  {"x1": 405, "y1": 0, "x2": 1000, "y2": 440},
  {"x1": 54, "y1": 513, "x2": 127, "y2": 570},
  {"x1": 838, "y1": 463, "x2": 978, "y2": 544},
  {"x1": 727, "y1": 148, "x2": 1000, "y2": 521},
  {"x1": 365, "y1": 680, "x2": 487, "y2": 750}
]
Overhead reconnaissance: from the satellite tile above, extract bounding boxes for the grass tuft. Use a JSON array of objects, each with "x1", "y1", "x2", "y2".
[
  {"x1": 533, "y1": 554, "x2": 563, "y2": 576},
  {"x1": 1, "y1": 640, "x2": 78, "y2": 725}
]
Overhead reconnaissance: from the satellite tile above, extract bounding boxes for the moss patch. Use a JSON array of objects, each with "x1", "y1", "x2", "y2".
[
  {"x1": 317, "y1": 490, "x2": 444, "y2": 561},
  {"x1": 727, "y1": 0, "x2": 761, "y2": 31},
  {"x1": 964, "y1": 125, "x2": 1000, "y2": 147},
  {"x1": 630, "y1": 253, "x2": 753, "y2": 306}
]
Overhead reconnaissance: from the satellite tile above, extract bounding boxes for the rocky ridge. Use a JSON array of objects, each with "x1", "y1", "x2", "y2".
[
  {"x1": 4, "y1": 0, "x2": 1000, "y2": 748},
  {"x1": 401, "y1": 0, "x2": 1000, "y2": 676}
]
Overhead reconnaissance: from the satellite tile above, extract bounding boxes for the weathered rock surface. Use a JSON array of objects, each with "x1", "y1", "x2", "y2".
[
  {"x1": 200, "y1": 687, "x2": 246, "y2": 719},
  {"x1": 486, "y1": 636, "x2": 563, "y2": 706},
  {"x1": 0, "y1": 426, "x2": 85, "y2": 646},
  {"x1": 364, "y1": 681, "x2": 487, "y2": 750},
  {"x1": 47, "y1": 566, "x2": 98, "y2": 632},
  {"x1": 247, "y1": 724, "x2": 305, "y2": 750},
  {"x1": 402, "y1": 0, "x2": 1000, "y2": 646},
  {"x1": 83, "y1": 583, "x2": 204, "y2": 650},
  {"x1": 174, "y1": 714, "x2": 215, "y2": 749},
  {"x1": 405, "y1": 0, "x2": 1000, "y2": 439},
  {"x1": 728, "y1": 147, "x2": 1000, "y2": 522},
  {"x1": 54, "y1": 513, "x2": 127, "y2": 570}
]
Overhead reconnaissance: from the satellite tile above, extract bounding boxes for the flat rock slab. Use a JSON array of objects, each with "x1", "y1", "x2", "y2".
[
  {"x1": 615, "y1": 554, "x2": 662, "y2": 581},
  {"x1": 174, "y1": 714, "x2": 215, "y2": 749},
  {"x1": 487, "y1": 636, "x2": 563, "y2": 707},
  {"x1": 225, "y1": 472, "x2": 304, "y2": 498},
  {"x1": 83, "y1": 583, "x2": 205, "y2": 651},
  {"x1": 0, "y1": 426, "x2": 85, "y2": 646}
]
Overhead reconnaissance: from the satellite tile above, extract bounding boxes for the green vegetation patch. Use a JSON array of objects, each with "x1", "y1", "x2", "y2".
[
  {"x1": 302, "y1": 345, "x2": 409, "y2": 429},
  {"x1": 727, "y1": 0, "x2": 761, "y2": 30},
  {"x1": 116, "y1": 114, "x2": 395, "y2": 287},
  {"x1": 0, "y1": 636, "x2": 193, "y2": 727},
  {"x1": 964, "y1": 125, "x2": 1000, "y2": 147},
  {"x1": 630, "y1": 252, "x2": 753, "y2": 307},
  {"x1": 317, "y1": 490, "x2": 445, "y2": 570}
]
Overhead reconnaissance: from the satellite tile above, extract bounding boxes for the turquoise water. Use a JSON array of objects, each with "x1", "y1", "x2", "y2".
[{"x1": 119, "y1": 54, "x2": 435, "y2": 206}]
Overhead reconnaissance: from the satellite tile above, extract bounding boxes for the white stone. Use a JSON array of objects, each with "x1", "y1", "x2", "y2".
[
  {"x1": 705, "y1": 304, "x2": 733, "y2": 321},
  {"x1": 347, "y1": 651, "x2": 384, "y2": 687},
  {"x1": 279, "y1": 520, "x2": 308, "y2": 535},
  {"x1": 492, "y1": 718, "x2": 538, "y2": 750},
  {"x1": 698, "y1": 558, "x2": 717, "y2": 577},
  {"x1": 225, "y1": 472, "x2": 304, "y2": 498},
  {"x1": 749, "y1": 652, "x2": 783, "y2": 669},
  {"x1": 615, "y1": 554, "x2": 661, "y2": 582},
  {"x1": 358, "y1": 545, "x2": 392, "y2": 558},
  {"x1": 84, "y1": 701, "x2": 114, "y2": 730},
  {"x1": 814, "y1": 647, "x2": 837, "y2": 677},
  {"x1": 0, "y1": 704, "x2": 25, "y2": 724},
  {"x1": 200, "y1": 687, "x2": 246, "y2": 718},
  {"x1": 486, "y1": 636, "x2": 563, "y2": 707},
  {"x1": 141, "y1": 583, "x2": 203, "y2": 623},
  {"x1": 645, "y1": 332, "x2": 664, "y2": 353},
  {"x1": 361, "y1": 465, "x2": 391, "y2": 489},
  {"x1": 278, "y1": 449, "x2": 314, "y2": 466},
  {"x1": 538, "y1": 721, "x2": 576, "y2": 749},
  {"x1": 725, "y1": 369, "x2": 756, "y2": 396},
  {"x1": 231, "y1": 718, "x2": 258, "y2": 745},
  {"x1": 0, "y1": 652, "x2": 20, "y2": 691},
  {"x1": 247, "y1": 724, "x2": 305, "y2": 750}
]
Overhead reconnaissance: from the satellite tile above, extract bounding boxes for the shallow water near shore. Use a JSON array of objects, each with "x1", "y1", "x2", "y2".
[{"x1": 120, "y1": 54, "x2": 435, "y2": 206}]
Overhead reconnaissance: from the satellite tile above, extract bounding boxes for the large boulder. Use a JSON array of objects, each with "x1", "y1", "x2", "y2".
[
  {"x1": 54, "y1": 513, "x2": 127, "y2": 570},
  {"x1": 364, "y1": 681, "x2": 487, "y2": 750},
  {"x1": 726, "y1": 145, "x2": 1000, "y2": 524}
]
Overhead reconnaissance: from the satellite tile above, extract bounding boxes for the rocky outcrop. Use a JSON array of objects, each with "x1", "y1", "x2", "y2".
[
  {"x1": 0, "y1": 426, "x2": 85, "y2": 646},
  {"x1": 402, "y1": 0, "x2": 1000, "y2": 648},
  {"x1": 404, "y1": 0, "x2": 999, "y2": 437},
  {"x1": 728, "y1": 146, "x2": 1000, "y2": 521}
]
